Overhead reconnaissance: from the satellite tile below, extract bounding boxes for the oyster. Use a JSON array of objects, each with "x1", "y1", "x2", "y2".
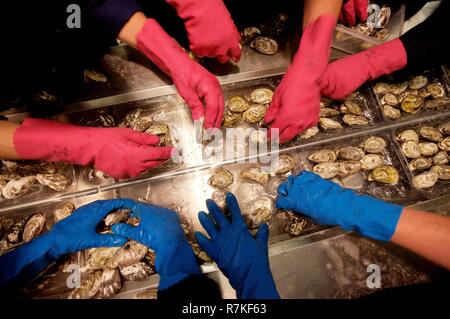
[
  {"x1": 437, "y1": 121, "x2": 450, "y2": 135},
  {"x1": 5, "y1": 219, "x2": 26, "y2": 244},
  {"x1": 410, "y1": 157, "x2": 433, "y2": 171},
  {"x1": 178, "y1": 214, "x2": 192, "y2": 237},
  {"x1": 53, "y1": 203, "x2": 76, "y2": 223},
  {"x1": 277, "y1": 211, "x2": 307, "y2": 236},
  {"x1": 419, "y1": 126, "x2": 443, "y2": 142},
  {"x1": 2, "y1": 176, "x2": 36, "y2": 199},
  {"x1": 250, "y1": 88, "x2": 273, "y2": 105},
  {"x1": 397, "y1": 129, "x2": 419, "y2": 143},
  {"x1": 425, "y1": 98, "x2": 450, "y2": 109},
  {"x1": 308, "y1": 149, "x2": 337, "y2": 163},
  {"x1": 438, "y1": 137, "x2": 450, "y2": 151},
  {"x1": 360, "y1": 154, "x2": 384, "y2": 171},
  {"x1": 431, "y1": 165, "x2": 450, "y2": 180},
  {"x1": 109, "y1": 241, "x2": 148, "y2": 268},
  {"x1": 298, "y1": 126, "x2": 319, "y2": 140},
  {"x1": 419, "y1": 142, "x2": 439, "y2": 156},
  {"x1": 381, "y1": 93, "x2": 399, "y2": 106},
  {"x1": 340, "y1": 100, "x2": 362, "y2": 115},
  {"x1": 120, "y1": 262, "x2": 153, "y2": 281},
  {"x1": 0, "y1": 179, "x2": 6, "y2": 198},
  {"x1": 319, "y1": 118, "x2": 343, "y2": 130},
  {"x1": 145, "y1": 124, "x2": 171, "y2": 146},
  {"x1": 342, "y1": 114, "x2": 369, "y2": 126},
  {"x1": 104, "y1": 209, "x2": 130, "y2": 227},
  {"x1": 274, "y1": 154, "x2": 296, "y2": 174},
  {"x1": 222, "y1": 111, "x2": 242, "y2": 128},
  {"x1": 241, "y1": 26, "x2": 262, "y2": 45},
  {"x1": 401, "y1": 141, "x2": 421, "y2": 159},
  {"x1": 190, "y1": 241, "x2": 213, "y2": 264},
  {"x1": 83, "y1": 247, "x2": 120, "y2": 271},
  {"x1": 244, "y1": 196, "x2": 273, "y2": 229},
  {"x1": 237, "y1": 183, "x2": 264, "y2": 204},
  {"x1": 243, "y1": 104, "x2": 266, "y2": 124},
  {"x1": 337, "y1": 146, "x2": 364, "y2": 161},
  {"x1": 96, "y1": 267, "x2": 122, "y2": 299},
  {"x1": 400, "y1": 95, "x2": 423, "y2": 113},
  {"x1": 361, "y1": 136, "x2": 386, "y2": 154},
  {"x1": 320, "y1": 108, "x2": 340, "y2": 117},
  {"x1": 312, "y1": 162, "x2": 340, "y2": 179},
  {"x1": 1, "y1": 160, "x2": 18, "y2": 172},
  {"x1": 426, "y1": 83, "x2": 445, "y2": 99},
  {"x1": 389, "y1": 81, "x2": 408, "y2": 95},
  {"x1": 0, "y1": 217, "x2": 14, "y2": 240},
  {"x1": 373, "y1": 82, "x2": 391, "y2": 95},
  {"x1": 433, "y1": 151, "x2": 449, "y2": 165},
  {"x1": 208, "y1": 169, "x2": 234, "y2": 189},
  {"x1": 320, "y1": 97, "x2": 333, "y2": 108},
  {"x1": 135, "y1": 288, "x2": 158, "y2": 299},
  {"x1": 211, "y1": 190, "x2": 227, "y2": 209},
  {"x1": 240, "y1": 167, "x2": 269, "y2": 184},
  {"x1": 250, "y1": 36, "x2": 278, "y2": 55},
  {"x1": 408, "y1": 76, "x2": 428, "y2": 90},
  {"x1": 226, "y1": 96, "x2": 250, "y2": 113},
  {"x1": 338, "y1": 161, "x2": 362, "y2": 177},
  {"x1": 419, "y1": 87, "x2": 431, "y2": 98},
  {"x1": 412, "y1": 171, "x2": 438, "y2": 189},
  {"x1": 36, "y1": 174, "x2": 70, "y2": 191},
  {"x1": 119, "y1": 109, "x2": 153, "y2": 132},
  {"x1": 331, "y1": 177, "x2": 345, "y2": 188},
  {"x1": 68, "y1": 271, "x2": 102, "y2": 299},
  {"x1": 83, "y1": 69, "x2": 108, "y2": 83},
  {"x1": 368, "y1": 165, "x2": 399, "y2": 184},
  {"x1": 22, "y1": 213, "x2": 46, "y2": 243},
  {"x1": 383, "y1": 105, "x2": 401, "y2": 120},
  {"x1": 35, "y1": 90, "x2": 57, "y2": 103}
]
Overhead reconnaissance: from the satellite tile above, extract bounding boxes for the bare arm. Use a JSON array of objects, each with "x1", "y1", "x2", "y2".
[
  {"x1": 392, "y1": 208, "x2": 450, "y2": 270},
  {"x1": 0, "y1": 121, "x2": 20, "y2": 159},
  {"x1": 117, "y1": 11, "x2": 147, "y2": 49},
  {"x1": 303, "y1": 0, "x2": 343, "y2": 28}
]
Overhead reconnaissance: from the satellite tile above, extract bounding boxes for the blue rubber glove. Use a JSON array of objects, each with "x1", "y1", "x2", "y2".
[
  {"x1": 0, "y1": 199, "x2": 130, "y2": 287},
  {"x1": 276, "y1": 171, "x2": 404, "y2": 241},
  {"x1": 195, "y1": 193, "x2": 280, "y2": 299},
  {"x1": 111, "y1": 201, "x2": 201, "y2": 290}
]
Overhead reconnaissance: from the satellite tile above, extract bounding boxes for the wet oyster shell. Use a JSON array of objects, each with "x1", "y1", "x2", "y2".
[
  {"x1": 104, "y1": 209, "x2": 130, "y2": 227},
  {"x1": 36, "y1": 174, "x2": 70, "y2": 191},
  {"x1": 320, "y1": 107, "x2": 340, "y2": 118},
  {"x1": 408, "y1": 76, "x2": 428, "y2": 90},
  {"x1": 419, "y1": 126, "x2": 443, "y2": 142},
  {"x1": 120, "y1": 262, "x2": 153, "y2": 281},
  {"x1": 419, "y1": 142, "x2": 439, "y2": 156},
  {"x1": 250, "y1": 88, "x2": 273, "y2": 104},
  {"x1": 438, "y1": 137, "x2": 450, "y2": 151},
  {"x1": 368, "y1": 165, "x2": 399, "y2": 184},
  {"x1": 437, "y1": 121, "x2": 450, "y2": 135},
  {"x1": 208, "y1": 169, "x2": 234, "y2": 189},
  {"x1": 2, "y1": 176, "x2": 36, "y2": 199},
  {"x1": 401, "y1": 141, "x2": 421, "y2": 159},
  {"x1": 53, "y1": 203, "x2": 76, "y2": 223},
  {"x1": 227, "y1": 95, "x2": 250, "y2": 113},
  {"x1": 109, "y1": 241, "x2": 148, "y2": 268},
  {"x1": 241, "y1": 26, "x2": 262, "y2": 45},
  {"x1": 381, "y1": 93, "x2": 399, "y2": 106},
  {"x1": 425, "y1": 97, "x2": 450, "y2": 109},
  {"x1": 383, "y1": 104, "x2": 401, "y2": 120},
  {"x1": 340, "y1": 100, "x2": 362, "y2": 115},
  {"x1": 222, "y1": 111, "x2": 242, "y2": 128},
  {"x1": 83, "y1": 69, "x2": 108, "y2": 83},
  {"x1": 426, "y1": 83, "x2": 445, "y2": 99},
  {"x1": 308, "y1": 149, "x2": 337, "y2": 163},
  {"x1": 431, "y1": 165, "x2": 450, "y2": 180},
  {"x1": 401, "y1": 95, "x2": 423, "y2": 114},
  {"x1": 397, "y1": 129, "x2": 419, "y2": 143},
  {"x1": 338, "y1": 161, "x2": 362, "y2": 177},
  {"x1": 360, "y1": 154, "x2": 384, "y2": 171},
  {"x1": 68, "y1": 270, "x2": 102, "y2": 299},
  {"x1": 409, "y1": 157, "x2": 433, "y2": 171},
  {"x1": 274, "y1": 154, "x2": 296, "y2": 174},
  {"x1": 298, "y1": 126, "x2": 319, "y2": 140},
  {"x1": 413, "y1": 171, "x2": 438, "y2": 189},
  {"x1": 361, "y1": 136, "x2": 386, "y2": 154},
  {"x1": 433, "y1": 151, "x2": 449, "y2": 165},
  {"x1": 119, "y1": 108, "x2": 152, "y2": 132},
  {"x1": 319, "y1": 118, "x2": 343, "y2": 130},
  {"x1": 211, "y1": 190, "x2": 227, "y2": 209},
  {"x1": 244, "y1": 196, "x2": 273, "y2": 229},
  {"x1": 243, "y1": 104, "x2": 267, "y2": 124},
  {"x1": 83, "y1": 247, "x2": 121, "y2": 271},
  {"x1": 250, "y1": 36, "x2": 278, "y2": 55},
  {"x1": 312, "y1": 162, "x2": 340, "y2": 179},
  {"x1": 145, "y1": 124, "x2": 172, "y2": 146},
  {"x1": 22, "y1": 213, "x2": 46, "y2": 243},
  {"x1": 96, "y1": 267, "x2": 122, "y2": 299},
  {"x1": 5, "y1": 219, "x2": 26, "y2": 244},
  {"x1": 240, "y1": 167, "x2": 269, "y2": 184},
  {"x1": 342, "y1": 114, "x2": 369, "y2": 126},
  {"x1": 277, "y1": 211, "x2": 307, "y2": 236},
  {"x1": 337, "y1": 146, "x2": 365, "y2": 161}
]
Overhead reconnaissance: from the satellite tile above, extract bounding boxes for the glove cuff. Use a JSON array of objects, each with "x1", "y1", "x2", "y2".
[{"x1": 364, "y1": 38, "x2": 408, "y2": 80}]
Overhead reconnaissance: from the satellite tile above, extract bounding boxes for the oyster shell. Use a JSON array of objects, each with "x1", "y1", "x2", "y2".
[
  {"x1": 320, "y1": 97, "x2": 333, "y2": 108},
  {"x1": 433, "y1": 151, "x2": 449, "y2": 165},
  {"x1": 401, "y1": 141, "x2": 421, "y2": 159},
  {"x1": 400, "y1": 95, "x2": 423, "y2": 113},
  {"x1": 104, "y1": 209, "x2": 130, "y2": 227},
  {"x1": 2, "y1": 176, "x2": 36, "y2": 199},
  {"x1": 360, "y1": 154, "x2": 384, "y2": 171},
  {"x1": 211, "y1": 190, "x2": 227, "y2": 209},
  {"x1": 419, "y1": 126, "x2": 443, "y2": 142},
  {"x1": 36, "y1": 174, "x2": 70, "y2": 191},
  {"x1": 308, "y1": 149, "x2": 337, "y2": 163},
  {"x1": 426, "y1": 83, "x2": 445, "y2": 99},
  {"x1": 331, "y1": 177, "x2": 345, "y2": 188},
  {"x1": 241, "y1": 26, "x2": 262, "y2": 45},
  {"x1": 368, "y1": 165, "x2": 399, "y2": 184},
  {"x1": 425, "y1": 97, "x2": 450, "y2": 109},
  {"x1": 389, "y1": 81, "x2": 408, "y2": 95},
  {"x1": 119, "y1": 109, "x2": 152, "y2": 132},
  {"x1": 319, "y1": 118, "x2": 343, "y2": 130},
  {"x1": 250, "y1": 36, "x2": 278, "y2": 55},
  {"x1": 431, "y1": 165, "x2": 450, "y2": 180},
  {"x1": 338, "y1": 161, "x2": 362, "y2": 177},
  {"x1": 320, "y1": 108, "x2": 340, "y2": 117},
  {"x1": 135, "y1": 288, "x2": 158, "y2": 299},
  {"x1": 361, "y1": 136, "x2": 386, "y2": 154},
  {"x1": 419, "y1": 142, "x2": 439, "y2": 156},
  {"x1": 250, "y1": 88, "x2": 273, "y2": 104},
  {"x1": 68, "y1": 270, "x2": 102, "y2": 299},
  {"x1": 96, "y1": 267, "x2": 122, "y2": 299},
  {"x1": 274, "y1": 154, "x2": 296, "y2": 174},
  {"x1": 208, "y1": 169, "x2": 234, "y2": 189},
  {"x1": 145, "y1": 124, "x2": 172, "y2": 146},
  {"x1": 222, "y1": 111, "x2": 242, "y2": 128},
  {"x1": 119, "y1": 262, "x2": 153, "y2": 281},
  {"x1": 408, "y1": 76, "x2": 428, "y2": 90},
  {"x1": 53, "y1": 203, "x2": 76, "y2": 223},
  {"x1": 22, "y1": 213, "x2": 46, "y2": 243},
  {"x1": 340, "y1": 100, "x2": 362, "y2": 115},
  {"x1": 437, "y1": 121, "x2": 450, "y2": 135},
  {"x1": 381, "y1": 93, "x2": 399, "y2": 106},
  {"x1": 109, "y1": 241, "x2": 148, "y2": 268},
  {"x1": 342, "y1": 114, "x2": 369, "y2": 126},
  {"x1": 413, "y1": 171, "x2": 438, "y2": 189},
  {"x1": 83, "y1": 69, "x2": 108, "y2": 83},
  {"x1": 244, "y1": 196, "x2": 273, "y2": 229},
  {"x1": 298, "y1": 126, "x2": 319, "y2": 140},
  {"x1": 383, "y1": 104, "x2": 401, "y2": 120},
  {"x1": 227, "y1": 95, "x2": 250, "y2": 113},
  {"x1": 373, "y1": 82, "x2": 391, "y2": 95},
  {"x1": 397, "y1": 129, "x2": 419, "y2": 143},
  {"x1": 409, "y1": 157, "x2": 433, "y2": 171},
  {"x1": 243, "y1": 104, "x2": 266, "y2": 124},
  {"x1": 419, "y1": 87, "x2": 431, "y2": 98},
  {"x1": 237, "y1": 183, "x2": 264, "y2": 204},
  {"x1": 190, "y1": 241, "x2": 213, "y2": 264},
  {"x1": 83, "y1": 247, "x2": 121, "y2": 271},
  {"x1": 277, "y1": 211, "x2": 307, "y2": 236},
  {"x1": 312, "y1": 162, "x2": 340, "y2": 179},
  {"x1": 438, "y1": 137, "x2": 450, "y2": 151},
  {"x1": 5, "y1": 219, "x2": 26, "y2": 244},
  {"x1": 240, "y1": 167, "x2": 269, "y2": 184}
]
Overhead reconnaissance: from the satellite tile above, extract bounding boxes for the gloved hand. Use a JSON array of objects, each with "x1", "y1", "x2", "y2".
[
  {"x1": 265, "y1": 15, "x2": 336, "y2": 144},
  {"x1": 195, "y1": 193, "x2": 280, "y2": 299},
  {"x1": 320, "y1": 39, "x2": 408, "y2": 100},
  {"x1": 13, "y1": 118, "x2": 173, "y2": 179},
  {"x1": 276, "y1": 171, "x2": 404, "y2": 241},
  {"x1": 111, "y1": 201, "x2": 201, "y2": 290},
  {"x1": 339, "y1": 0, "x2": 368, "y2": 26},
  {"x1": 165, "y1": 0, "x2": 241, "y2": 63},
  {"x1": 137, "y1": 19, "x2": 224, "y2": 129},
  {"x1": 0, "y1": 199, "x2": 130, "y2": 287}
]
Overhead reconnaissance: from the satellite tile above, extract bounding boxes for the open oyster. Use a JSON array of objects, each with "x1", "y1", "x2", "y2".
[
  {"x1": 250, "y1": 36, "x2": 278, "y2": 55},
  {"x1": 222, "y1": 111, "x2": 242, "y2": 128},
  {"x1": 342, "y1": 114, "x2": 369, "y2": 126},
  {"x1": 23, "y1": 213, "x2": 46, "y2": 243},
  {"x1": 401, "y1": 141, "x2": 421, "y2": 159},
  {"x1": 410, "y1": 157, "x2": 433, "y2": 171},
  {"x1": 312, "y1": 162, "x2": 340, "y2": 179},
  {"x1": 53, "y1": 203, "x2": 76, "y2": 223},
  {"x1": 2, "y1": 176, "x2": 36, "y2": 199},
  {"x1": 277, "y1": 211, "x2": 307, "y2": 236},
  {"x1": 360, "y1": 154, "x2": 384, "y2": 171},
  {"x1": 383, "y1": 105, "x2": 401, "y2": 120},
  {"x1": 361, "y1": 136, "x2": 386, "y2": 154},
  {"x1": 119, "y1": 262, "x2": 153, "y2": 281},
  {"x1": 243, "y1": 104, "x2": 267, "y2": 124},
  {"x1": 413, "y1": 171, "x2": 438, "y2": 189},
  {"x1": 431, "y1": 165, "x2": 450, "y2": 180},
  {"x1": 419, "y1": 142, "x2": 439, "y2": 156},
  {"x1": 250, "y1": 88, "x2": 273, "y2": 105},
  {"x1": 274, "y1": 154, "x2": 296, "y2": 174},
  {"x1": 337, "y1": 146, "x2": 365, "y2": 161},
  {"x1": 36, "y1": 174, "x2": 70, "y2": 191},
  {"x1": 340, "y1": 100, "x2": 362, "y2": 115},
  {"x1": 244, "y1": 196, "x2": 274, "y2": 229},
  {"x1": 308, "y1": 149, "x2": 337, "y2": 163},
  {"x1": 368, "y1": 165, "x2": 399, "y2": 184},
  {"x1": 227, "y1": 95, "x2": 250, "y2": 113},
  {"x1": 208, "y1": 169, "x2": 234, "y2": 189},
  {"x1": 397, "y1": 129, "x2": 419, "y2": 143},
  {"x1": 438, "y1": 137, "x2": 450, "y2": 151},
  {"x1": 426, "y1": 83, "x2": 446, "y2": 99},
  {"x1": 240, "y1": 167, "x2": 269, "y2": 184},
  {"x1": 338, "y1": 161, "x2": 362, "y2": 177},
  {"x1": 319, "y1": 118, "x2": 343, "y2": 130},
  {"x1": 408, "y1": 76, "x2": 428, "y2": 90},
  {"x1": 419, "y1": 126, "x2": 443, "y2": 142},
  {"x1": 433, "y1": 151, "x2": 449, "y2": 165}
]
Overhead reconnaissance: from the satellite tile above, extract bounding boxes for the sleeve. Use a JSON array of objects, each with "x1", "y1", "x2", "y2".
[
  {"x1": 400, "y1": 0, "x2": 449, "y2": 72},
  {"x1": 157, "y1": 274, "x2": 222, "y2": 300}
]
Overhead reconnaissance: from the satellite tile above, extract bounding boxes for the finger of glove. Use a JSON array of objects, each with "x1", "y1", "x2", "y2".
[
  {"x1": 185, "y1": 93, "x2": 205, "y2": 121},
  {"x1": 225, "y1": 192, "x2": 245, "y2": 226},
  {"x1": 342, "y1": 1, "x2": 357, "y2": 26},
  {"x1": 216, "y1": 54, "x2": 231, "y2": 64},
  {"x1": 275, "y1": 195, "x2": 295, "y2": 211},
  {"x1": 206, "y1": 199, "x2": 229, "y2": 230},
  {"x1": 256, "y1": 223, "x2": 269, "y2": 247},
  {"x1": 355, "y1": 0, "x2": 369, "y2": 22},
  {"x1": 201, "y1": 84, "x2": 224, "y2": 129},
  {"x1": 277, "y1": 180, "x2": 292, "y2": 196},
  {"x1": 137, "y1": 146, "x2": 173, "y2": 161},
  {"x1": 228, "y1": 43, "x2": 242, "y2": 62},
  {"x1": 90, "y1": 234, "x2": 128, "y2": 248},
  {"x1": 198, "y1": 211, "x2": 219, "y2": 239},
  {"x1": 111, "y1": 223, "x2": 142, "y2": 242},
  {"x1": 264, "y1": 99, "x2": 281, "y2": 125},
  {"x1": 279, "y1": 125, "x2": 301, "y2": 144},
  {"x1": 126, "y1": 130, "x2": 160, "y2": 145},
  {"x1": 195, "y1": 231, "x2": 214, "y2": 255}
]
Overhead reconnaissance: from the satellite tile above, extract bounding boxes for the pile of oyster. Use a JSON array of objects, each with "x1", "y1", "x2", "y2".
[
  {"x1": 397, "y1": 121, "x2": 450, "y2": 189},
  {"x1": 222, "y1": 87, "x2": 273, "y2": 128},
  {"x1": 350, "y1": 4, "x2": 391, "y2": 40},
  {"x1": 305, "y1": 136, "x2": 400, "y2": 189},
  {"x1": 0, "y1": 160, "x2": 72, "y2": 200},
  {"x1": 374, "y1": 74, "x2": 449, "y2": 120}
]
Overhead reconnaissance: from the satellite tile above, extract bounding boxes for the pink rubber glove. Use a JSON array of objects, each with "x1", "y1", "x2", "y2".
[
  {"x1": 137, "y1": 19, "x2": 224, "y2": 128},
  {"x1": 320, "y1": 39, "x2": 407, "y2": 100},
  {"x1": 165, "y1": 0, "x2": 241, "y2": 63},
  {"x1": 13, "y1": 119, "x2": 173, "y2": 179},
  {"x1": 339, "y1": 0, "x2": 368, "y2": 26},
  {"x1": 265, "y1": 15, "x2": 336, "y2": 144}
]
